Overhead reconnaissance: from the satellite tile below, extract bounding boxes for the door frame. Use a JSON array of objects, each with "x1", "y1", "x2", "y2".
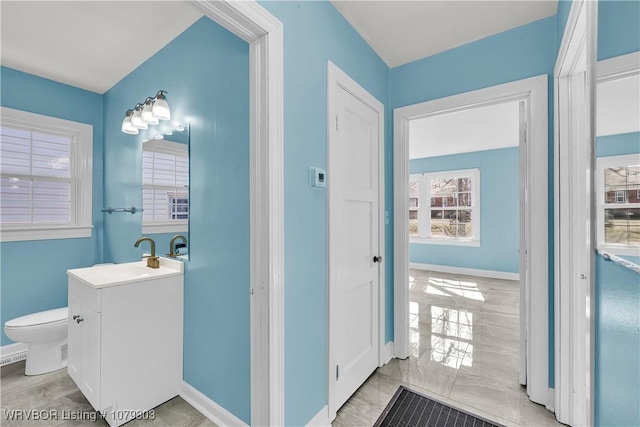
[
  {"x1": 186, "y1": 2, "x2": 284, "y2": 426},
  {"x1": 393, "y1": 75, "x2": 550, "y2": 406},
  {"x1": 553, "y1": 0, "x2": 598, "y2": 424},
  {"x1": 327, "y1": 61, "x2": 386, "y2": 421}
]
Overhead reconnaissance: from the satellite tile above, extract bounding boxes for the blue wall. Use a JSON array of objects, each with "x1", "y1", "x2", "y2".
[
  {"x1": 390, "y1": 16, "x2": 557, "y2": 386},
  {"x1": 595, "y1": 255, "x2": 640, "y2": 426},
  {"x1": 102, "y1": 17, "x2": 251, "y2": 422},
  {"x1": 0, "y1": 68, "x2": 104, "y2": 346},
  {"x1": 597, "y1": 132, "x2": 640, "y2": 158},
  {"x1": 598, "y1": 0, "x2": 640, "y2": 61},
  {"x1": 257, "y1": 2, "x2": 390, "y2": 425},
  {"x1": 410, "y1": 148, "x2": 520, "y2": 273}
]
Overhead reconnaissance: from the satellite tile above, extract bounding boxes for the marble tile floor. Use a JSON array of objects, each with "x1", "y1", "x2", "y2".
[
  {"x1": 333, "y1": 270, "x2": 564, "y2": 427},
  {"x1": 0, "y1": 360, "x2": 216, "y2": 427}
]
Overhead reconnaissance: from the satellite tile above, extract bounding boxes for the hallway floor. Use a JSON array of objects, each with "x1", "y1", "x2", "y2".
[
  {"x1": 0, "y1": 360, "x2": 216, "y2": 427},
  {"x1": 333, "y1": 269, "x2": 564, "y2": 427}
]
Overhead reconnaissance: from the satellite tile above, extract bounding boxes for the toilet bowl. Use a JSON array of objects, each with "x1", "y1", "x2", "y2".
[{"x1": 4, "y1": 307, "x2": 68, "y2": 375}]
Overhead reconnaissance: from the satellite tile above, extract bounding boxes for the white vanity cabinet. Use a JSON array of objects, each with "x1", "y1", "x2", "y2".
[{"x1": 67, "y1": 260, "x2": 184, "y2": 427}]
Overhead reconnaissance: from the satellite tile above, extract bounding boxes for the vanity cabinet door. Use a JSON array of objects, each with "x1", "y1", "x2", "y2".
[
  {"x1": 80, "y1": 304, "x2": 101, "y2": 409},
  {"x1": 67, "y1": 295, "x2": 82, "y2": 383},
  {"x1": 67, "y1": 288, "x2": 102, "y2": 410}
]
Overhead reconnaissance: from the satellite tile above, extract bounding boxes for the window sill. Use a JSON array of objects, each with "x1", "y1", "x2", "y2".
[
  {"x1": 410, "y1": 237, "x2": 481, "y2": 247},
  {"x1": 142, "y1": 221, "x2": 188, "y2": 234},
  {"x1": 598, "y1": 244, "x2": 640, "y2": 257},
  {"x1": 0, "y1": 225, "x2": 93, "y2": 242}
]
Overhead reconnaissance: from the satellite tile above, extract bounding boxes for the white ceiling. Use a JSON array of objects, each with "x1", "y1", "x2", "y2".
[
  {"x1": 1, "y1": 1, "x2": 562, "y2": 94},
  {"x1": 409, "y1": 100, "x2": 521, "y2": 159},
  {"x1": 0, "y1": 1, "x2": 202, "y2": 94},
  {"x1": 331, "y1": 0, "x2": 558, "y2": 68},
  {"x1": 597, "y1": 74, "x2": 640, "y2": 137}
]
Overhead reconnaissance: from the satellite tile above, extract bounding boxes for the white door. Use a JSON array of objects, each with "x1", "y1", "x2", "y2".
[{"x1": 329, "y1": 65, "x2": 383, "y2": 417}]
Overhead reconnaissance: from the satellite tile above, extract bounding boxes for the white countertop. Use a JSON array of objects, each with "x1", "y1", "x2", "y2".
[{"x1": 67, "y1": 257, "x2": 184, "y2": 289}]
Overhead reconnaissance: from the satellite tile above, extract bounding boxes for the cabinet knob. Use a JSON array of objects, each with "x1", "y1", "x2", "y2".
[{"x1": 76, "y1": 317, "x2": 84, "y2": 324}]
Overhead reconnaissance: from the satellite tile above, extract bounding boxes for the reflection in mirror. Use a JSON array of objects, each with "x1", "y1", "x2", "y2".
[
  {"x1": 141, "y1": 124, "x2": 190, "y2": 260},
  {"x1": 595, "y1": 57, "x2": 640, "y2": 265}
]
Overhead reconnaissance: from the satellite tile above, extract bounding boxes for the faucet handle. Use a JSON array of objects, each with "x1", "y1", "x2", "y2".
[{"x1": 146, "y1": 256, "x2": 160, "y2": 268}]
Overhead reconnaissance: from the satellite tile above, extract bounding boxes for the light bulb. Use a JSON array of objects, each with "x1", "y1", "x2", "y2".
[
  {"x1": 152, "y1": 91, "x2": 171, "y2": 120},
  {"x1": 131, "y1": 104, "x2": 148, "y2": 129},
  {"x1": 141, "y1": 98, "x2": 159, "y2": 125},
  {"x1": 121, "y1": 110, "x2": 139, "y2": 134}
]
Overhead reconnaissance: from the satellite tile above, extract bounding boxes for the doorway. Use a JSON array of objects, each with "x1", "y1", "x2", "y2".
[{"x1": 394, "y1": 75, "x2": 550, "y2": 407}]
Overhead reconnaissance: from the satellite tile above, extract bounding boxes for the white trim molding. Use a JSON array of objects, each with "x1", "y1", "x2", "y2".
[
  {"x1": 410, "y1": 263, "x2": 520, "y2": 282},
  {"x1": 0, "y1": 343, "x2": 28, "y2": 367},
  {"x1": 394, "y1": 74, "x2": 549, "y2": 405},
  {"x1": 597, "y1": 51, "x2": 640, "y2": 82},
  {"x1": 381, "y1": 341, "x2": 395, "y2": 366},
  {"x1": 306, "y1": 406, "x2": 330, "y2": 427},
  {"x1": 180, "y1": 381, "x2": 248, "y2": 427},
  {"x1": 186, "y1": 2, "x2": 284, "y2": 426},
  {"x1": 553, "y1": 0, "x2": 598, "y2": 425}
]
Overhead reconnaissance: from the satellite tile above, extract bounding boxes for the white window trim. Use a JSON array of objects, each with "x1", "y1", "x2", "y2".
[
  {"x1": 596, "y1": 153, "x2": 640, "y2": 257},
  {"x1": 0, "y1": 107, "x2": 93, "y2": 242},
  {"x1": 410, "y1": 168, "x2": 480, "y2": 247},
  {"x1": 141, "y1": 139, "x2": 188, "y2": 234}
]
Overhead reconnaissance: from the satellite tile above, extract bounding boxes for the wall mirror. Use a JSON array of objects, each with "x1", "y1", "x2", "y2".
[
  {"x1": 595, "y1": 54, "x2": 640, "y2": 265},
  {"x1": 141, "y1": 125, "x2": 190, "y2": 260}
]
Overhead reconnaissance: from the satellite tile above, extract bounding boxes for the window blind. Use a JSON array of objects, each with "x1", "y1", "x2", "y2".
[
  {"x1": 142, "y1": 149, "x2": 188, "y2": 222},
  {"x1": 0, "y1": 125, "x2": 72, "y2": 224}
]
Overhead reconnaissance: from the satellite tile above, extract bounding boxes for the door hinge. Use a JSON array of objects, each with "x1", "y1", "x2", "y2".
[{"x1": 336, "y1": 365, "x2": 339, "y2": 380}]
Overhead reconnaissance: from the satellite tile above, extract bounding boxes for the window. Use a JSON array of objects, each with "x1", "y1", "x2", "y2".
[
  {"x1": 597, "y1": 154, "x2": 640, "y2": 255},
  {"x1": 409, "y1": 169, "x2": 480, "y2": 246},
  {"x1": 409, "y1": 180, "x2": 419, "y2": 236},
  {"x1": 142, "y1": 139, "x2": 188, "y2": 233},
  {"x1": 0, "y1": 107, "x2": 92, "y2": 242}
]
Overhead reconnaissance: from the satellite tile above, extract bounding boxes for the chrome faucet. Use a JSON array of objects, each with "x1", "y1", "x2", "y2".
[
  {"x1": 168, "y1": 235, "x2": 187, "y2": 257},
  {"x1": 134, "y1": 237, "x2": 160, "y2": 268}
]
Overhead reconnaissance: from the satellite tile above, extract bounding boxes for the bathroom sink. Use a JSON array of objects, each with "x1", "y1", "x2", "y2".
[{"x1": 67, "y1": 258, "x2": 183, "y2": 289}]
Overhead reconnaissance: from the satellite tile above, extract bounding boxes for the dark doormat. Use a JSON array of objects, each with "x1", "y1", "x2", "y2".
[{"x1": 374, "y1": 386, "x2": 504, "y2": 427}]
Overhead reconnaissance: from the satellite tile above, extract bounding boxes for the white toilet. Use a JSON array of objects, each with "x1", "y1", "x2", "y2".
[{"x1": 4, "y1": 307, "x2": 69, "y2": 375}]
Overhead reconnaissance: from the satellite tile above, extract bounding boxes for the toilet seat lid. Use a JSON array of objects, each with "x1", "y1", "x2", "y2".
[{"x1": 5, "y1": 307, "x2": 68, "y2": 328}]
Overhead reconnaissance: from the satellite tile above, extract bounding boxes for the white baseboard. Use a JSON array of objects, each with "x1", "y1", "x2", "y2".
[
  {"x1": 410, "y1": 262, "x2": 520, "y2": 281},
  {"x1": 306, "y1": 405, "x2": 329, "y2": 427},
  {"x1": 180, "y1": 381, "x2": 248, "y2": 427},
  {"x1": 547, "y1": 388, "x2": 555, "y2": 412},
  {"x1": 1, "y1": 343, "x2": 27, "y2": 367},
  {"x1": 382, "y1": 341, "x2": 394, "y2": 365}
]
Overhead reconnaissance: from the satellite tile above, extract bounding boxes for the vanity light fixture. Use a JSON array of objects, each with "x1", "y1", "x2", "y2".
[
  {"x1": 152, "y1": 90, "x2": 171, "y2": 121},
  {"x1": 121, "y1": 109, "x2": 139, "y2": 135},
  {"x1": 131, "y1": 104, "x2": 148, "y2": 130},
  {"x1": 121, "y1": 91, "x2": 171, "y2": 134}
]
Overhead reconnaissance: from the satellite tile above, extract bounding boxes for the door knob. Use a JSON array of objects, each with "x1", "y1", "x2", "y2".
[
  {"x1": 373, "y1": 256, "x2": 382, "y2": 263},
  {"x1": 76, "y1": 317, "x2": 84, "y2": 324},
  {"x1": 72, "y1": 315, "x2": 80, "y2": 320}
]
